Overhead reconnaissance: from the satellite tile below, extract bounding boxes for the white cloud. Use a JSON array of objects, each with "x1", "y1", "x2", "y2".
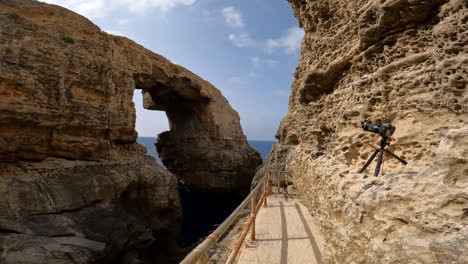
[
  {"x1": 250, "y1": 56, "x2": 261, "y2": 66},
  {"x1": 126, "y1": 0, "x2": 196, "y2": 13},
  {"x1": 42, "y1": 0, "x2": 196, "y2": 18},
  {"x1": 228, "y1": 33, "x2": 256, "y2": 48},
  {"x1": 105, "y1": 29, "x2": 127, "y2": 36},
  {"x1": 226, "y1": 25, "x2": 303, "y2": 55},
  {"x1": 266, "y1": 27, "x2": 304, "y2": 54},
  {"x1": 221, "y1": 6, "x2": 244, "y2": 29},
  {"x1": 250, "y1": 56, "x2": 278, "y2": 68},
  {"x1": 117, "y1": 19, "x2": 128, "y2": 25},
  {"x1": 50, "y1": 0, "x2": 108, "y2": 18}
]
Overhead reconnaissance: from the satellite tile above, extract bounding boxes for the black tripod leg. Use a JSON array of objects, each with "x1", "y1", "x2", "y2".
[
  {"x1": 383, "y1": 149, "x2": 408, "y2": 165},
  {"x1": 359, "y1": 149, "x2": 380, "y2": 173},
  {"x1": 374, "y1": 150, "x2": 384, "y2": 177},
  {"x1": 283, "y1": 186, "x2": 288, "y2": 201}
]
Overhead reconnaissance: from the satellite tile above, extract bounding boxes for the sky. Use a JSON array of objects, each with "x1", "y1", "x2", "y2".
[{"x1": 43, "y1": 0, "x2": 303, "y2": 141}]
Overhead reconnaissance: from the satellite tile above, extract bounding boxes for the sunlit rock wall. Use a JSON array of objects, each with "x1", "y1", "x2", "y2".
[
  {"x1": 257, "y1": 0, "x2": 467, "y2": 263},
  {"x1": 0, "y1": 0, "x2": 260, "y2": 262}
]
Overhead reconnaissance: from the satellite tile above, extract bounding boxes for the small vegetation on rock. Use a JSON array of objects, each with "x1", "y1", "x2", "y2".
[
  {"x1": 61, "y1": 36, "x2": 75, "y2": 44},
  {"x1": 24, "y1": 25, "x2": 38, "y2": 33},
  {"x1": 8, "y1": 13, "x2": 20, "y2": 20}
]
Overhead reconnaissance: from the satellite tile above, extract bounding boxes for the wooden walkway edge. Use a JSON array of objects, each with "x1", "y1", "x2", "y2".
[
  {"x1": 179, "y1": 173, "x2": 325, "y2": 264},
  {"x1": 236, "y1": 195, "x2": 325, "y2": 264}
]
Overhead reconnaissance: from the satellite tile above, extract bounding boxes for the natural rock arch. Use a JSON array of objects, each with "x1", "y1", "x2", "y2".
[
  {"x1": 0, "y1": 1, "x2": 261, "y2": 263},
  {"x1": 133, "y1": 69, "x2": 262, "y2": 193}
]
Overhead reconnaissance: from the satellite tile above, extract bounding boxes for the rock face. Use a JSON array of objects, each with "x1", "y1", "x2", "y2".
[
  {"x1": 0, "y1": 0, "x2": 260, "y2": 263},
  {"x1": 134, "y1": 61, "x2": 262, "y2": 193},
  {"x1": 0, "y1": 158, "x2": 180, "y2": 263},
  {"x1": 256, "y1": 0, "x2": 467, "y2": 263}
]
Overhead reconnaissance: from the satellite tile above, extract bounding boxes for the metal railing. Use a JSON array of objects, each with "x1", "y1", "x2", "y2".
[{"x1": 180, "y1": 173, "x2": 271, "y2": 264}]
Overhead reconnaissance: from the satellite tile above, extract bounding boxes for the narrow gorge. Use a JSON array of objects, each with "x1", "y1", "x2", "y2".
[
  {"x1": 0, "y1": 0, "x2": 261, "y2": 263},
  {"x1": 1, "y1": 0, "x2": 467, "y2": 263}
]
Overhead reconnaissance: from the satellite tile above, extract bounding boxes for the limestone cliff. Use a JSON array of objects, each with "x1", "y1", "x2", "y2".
[
  {"x1": 0, "y1": 0, "x2": 260, "y2": 263},
  {"x1": 257, "y1": 0, "x2": 467, "y2": 263},
  {"x1": 135, "y1": 59, "x2": 262, "y2": 193}
]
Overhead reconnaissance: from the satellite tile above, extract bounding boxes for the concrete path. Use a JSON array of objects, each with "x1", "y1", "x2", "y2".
[{"x1": 236, "y1": 195, "x2": 325, "y2": 264}]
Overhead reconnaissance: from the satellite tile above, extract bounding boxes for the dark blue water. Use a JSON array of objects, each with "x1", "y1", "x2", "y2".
[
  {"x1": 136, "y1": 137, "x2": 161, "y2": 163},
  {"x1": 137, "y1": 137, "x2": 276, "y2": 161},
  {"x1": 248, "y1": 140, "x2": 277, "y2": 159},
  {"x1": 136, "y1": 137, "x2": 276, "y2": 247}
]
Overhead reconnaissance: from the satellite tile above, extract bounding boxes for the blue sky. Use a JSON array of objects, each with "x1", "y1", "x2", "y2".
[{"x1": 43, "y1": 0, "x2": 303, "y2": 140}]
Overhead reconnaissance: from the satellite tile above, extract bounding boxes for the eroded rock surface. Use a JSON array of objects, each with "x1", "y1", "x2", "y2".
[
  {"x1": 0, "y1": 157, "x2": 180, "y2": 263},
  {"x1": 134, "y1": 60, "x2": 262, "y2": 193},
  {"x1": 0, "y1": 0, "x2": 260, "y2": 262},
  {"x1": 256, "y1": 0, "x2": 467, "y2": 263}
]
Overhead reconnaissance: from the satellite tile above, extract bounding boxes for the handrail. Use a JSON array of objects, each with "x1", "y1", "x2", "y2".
[
  {"x1": 225, "y1": 187, "x2": 268, "y2": 264},
  {"x1": 180, "y1": 173, "x2": 271, "y2": 264}
]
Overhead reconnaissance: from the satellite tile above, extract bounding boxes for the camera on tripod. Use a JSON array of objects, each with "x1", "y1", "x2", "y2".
[
  {"x1": 362, "y1": 120, "x2": 395, "y2": 138},
  {"x1": 359, "y1": 120, "x2": 407, "y2": 176}
]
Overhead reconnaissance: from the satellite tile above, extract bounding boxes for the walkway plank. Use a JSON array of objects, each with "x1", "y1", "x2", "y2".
[{"x1": 236, "y1": 195, "x2": 325, "y2": 264}]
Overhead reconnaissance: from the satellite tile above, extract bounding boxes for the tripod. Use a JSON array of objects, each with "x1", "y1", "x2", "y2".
[
  {"x1": 359, "y1": 137, "x2": 408, "y2": 176},
  {"x1": 281, "y1": 183, "x2": 293, "y2": 201}
]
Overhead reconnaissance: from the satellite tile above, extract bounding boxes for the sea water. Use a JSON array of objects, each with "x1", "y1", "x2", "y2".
[
  {"x1": 248, "y1": 140, "x2": 277, "y2": 159},
  {"x1": 136, "y1": 137, "x2": 276, "y2": 245},
  {"x1": 136, "y1": 137, "x2": 276, "y2": 163}
]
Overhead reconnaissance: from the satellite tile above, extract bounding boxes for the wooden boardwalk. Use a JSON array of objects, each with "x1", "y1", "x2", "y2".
[{"x1": 236, "y1": 195, "x2": 325, "y2": 264}]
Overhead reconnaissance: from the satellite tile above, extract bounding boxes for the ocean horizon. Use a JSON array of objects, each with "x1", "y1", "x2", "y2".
[{"x1": 137, "y1": 137, "x2": 276, "y2": 164}]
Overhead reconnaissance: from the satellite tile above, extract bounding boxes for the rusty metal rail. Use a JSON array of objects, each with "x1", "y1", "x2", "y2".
[{"x1": 180, "y1": 173, "x2": 271, "y2": 264}]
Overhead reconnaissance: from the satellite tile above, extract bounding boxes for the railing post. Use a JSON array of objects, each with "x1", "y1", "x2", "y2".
[
  {"x1": 263, "y1": 173, "x2": 268, "y2": 206},
  {"x1": 277, "y1": 173, "x2": 280, "y2": 194},
  {"x1": 268, "y1": 173, "x2": 272, "y2": 195},
  {"x1": 250, "y1": 194, "x2": 256, "y2": 241},
  {"x1": 183, "y1": 174, "x2": 271, "y2": 264}
]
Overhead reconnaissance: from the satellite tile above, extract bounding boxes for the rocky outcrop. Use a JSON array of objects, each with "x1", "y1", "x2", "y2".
[
  {"x1": 134, "y1": 60, "x2": 262, "y2": 193},
  {"x1": 256, "y1": 0, "x2": 467, "y2": 263},
  {"x1": 0, "y1": 158, "x2": 180, "y2": 263},
  {"x1": 0, "y1": 0, "x2": 260, "y2": 263}
]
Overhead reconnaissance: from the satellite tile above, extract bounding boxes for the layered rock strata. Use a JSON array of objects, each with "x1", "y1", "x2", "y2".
[
  {"x1": 256, "y1": 0, "x2": 467, "y2": 263},
  {"x1": 0, "y1": 0, "x2": 260, "y2": 262},
  {"x1": 0, "y1": 157, "x2": 180, "y2": 263}
]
